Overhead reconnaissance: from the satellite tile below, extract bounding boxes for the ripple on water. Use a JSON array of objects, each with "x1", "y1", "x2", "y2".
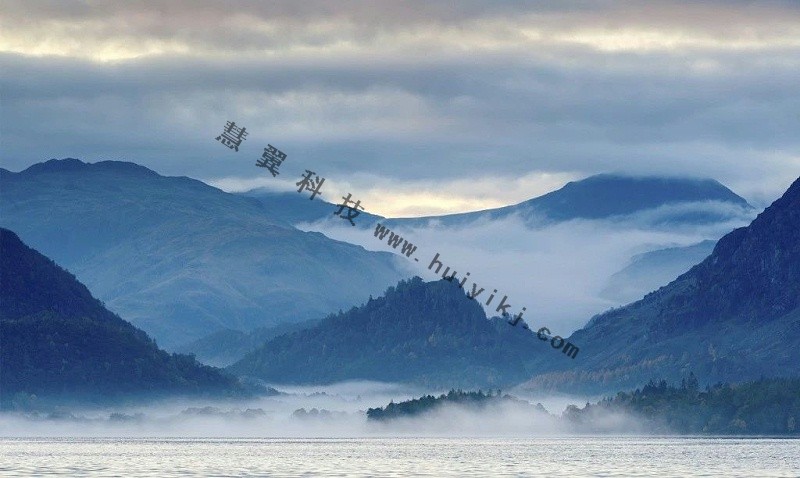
[{"x1": 0, "y1": 437, "x2": 798, "y2": 477}]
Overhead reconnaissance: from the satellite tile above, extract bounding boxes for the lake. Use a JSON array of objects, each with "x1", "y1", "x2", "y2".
[{"x1": 1, "y1": 437, "x2": 798, "y2": 477}]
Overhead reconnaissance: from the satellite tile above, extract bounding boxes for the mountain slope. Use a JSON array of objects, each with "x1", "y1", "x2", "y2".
[
  {"x1": 384, "y1": 174, "x2": 752, "y2": 228},
  {"x1": 0, "y1": 158, "x2": 409, "y2": 347},
  {"x1": 228, "y1": 277, "x2": 544, "y2": 388},
  {"x1": 0, "y1": 228, "x2": 243, "y2": 407},
  {"x1": 521, "y1": 176, "x2": 800, "y2": 393},
  {"x1": 600, "y1": 240, "x2": 717, "y2": 304},
  {"x1": 240, "y1": 188, "x2": 384, "y2": 226},
  {"x1": 510, "y1": 174, "x2": 749, "y2": 221},
  {"x1": 288, "y1": 173, "x2": 754, "y2": 346},
  {"x1": 176, "y1": 318, "x2": 322, "y2": 367}
]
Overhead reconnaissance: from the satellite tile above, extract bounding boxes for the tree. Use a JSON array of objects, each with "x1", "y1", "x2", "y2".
[{"x1": 687, "y1": 372, "x2": 699, "y2": 393}]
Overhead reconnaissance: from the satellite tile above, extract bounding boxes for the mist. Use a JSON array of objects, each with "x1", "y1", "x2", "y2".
[
  {"x1": 297, "y1": 202, "x2": 755, "y2": 334},
  {"x1": 0, "y1": 381, "x2": 652, "y2": 438}
]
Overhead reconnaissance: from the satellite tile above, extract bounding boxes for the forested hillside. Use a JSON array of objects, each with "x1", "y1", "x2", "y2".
[
  {"x1": 566, "y1": 377, "x2": 800, "y2": 435},
  {"x1": 229, "y1": 277, "x2": 543, "y2": 388},
  {"x1": 522, "y1": 177, "x2": 800, "y2": 393},
  {"x1": 0, "y1": 228, "x2": 245, "y2": 408}
]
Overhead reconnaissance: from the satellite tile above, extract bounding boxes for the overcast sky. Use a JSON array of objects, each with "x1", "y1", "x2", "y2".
[{"x1": 2, "y1": 0, "x2": 799, "y2": 215}]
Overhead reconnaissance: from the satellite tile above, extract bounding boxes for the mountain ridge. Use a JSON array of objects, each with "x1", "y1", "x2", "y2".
[
  {"x1": 0, "y1": 228, "x2": 246, "y2": 407},
  {"x1": 600, "y1": 240, "x2": 718, "y2": 304},
  {"x1": 381, "y1": 174, "x2": 753, "y2": 228},
  {"x1": 520, "y1": 176, "x2": 800, "y2": 393},
  {"x1": 1, "y1": 158, "x2": 409, "y2": 347},
  {"x1": 227, "y1": 277, "x2": 544, "y2": 388},
  {"x1": 19, "y1": 157, "x2": 160, "y2": 177},
  {"x1": 235, "y1": 173, "x2": 752, "y2": 228}
]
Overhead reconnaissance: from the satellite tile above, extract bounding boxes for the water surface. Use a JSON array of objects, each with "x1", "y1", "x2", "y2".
[{"x1": 1, "y1": 437, "x2": 798, "y2": 477}]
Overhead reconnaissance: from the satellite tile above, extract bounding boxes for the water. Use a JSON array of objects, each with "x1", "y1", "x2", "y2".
[{"x1": 1, "y1": 437, "x2": 798, "y2": 477}]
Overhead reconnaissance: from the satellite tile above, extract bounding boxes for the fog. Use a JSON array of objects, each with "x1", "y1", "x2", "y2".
[
  {"x1": 298, "y1": 202, "x2": 755, "y2": 334},
  {"x1": 0, "y1": 381, "x2": 650, "y2": 438}
]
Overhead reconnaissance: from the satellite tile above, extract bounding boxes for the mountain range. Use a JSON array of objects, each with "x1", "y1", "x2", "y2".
[
  {"x1": 0, "y1": 158, "x2": 408, "y2": 347},
  {"x1": 382, "y1": 174, "x2": 753, "y2": 228},
  {"x1": 520, "y1": 176, "x2": 800, "y2": 393},
  {"x1": 224, "y1": 176, "x2": 798, "y2": 392},
  {"x1": 267, "y1": 172, "x2": 755, "y2": 330},
  {"x1": 244, "y1": 174, "x2": 753, "y2": 230},
  {"x1": 162, "y1": 169, "x2": 757, "y2": 364},
  {"x1": 0, "y1": 228, "x2": 245, "y2": 408},
  {"x1": 1, "y1": 158, "x2": 770, "y2": 388}
]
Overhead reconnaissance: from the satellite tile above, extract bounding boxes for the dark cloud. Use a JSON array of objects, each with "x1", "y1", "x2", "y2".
[{"x1": 1, "y1": 1, "x2": 798, "y2": 207}]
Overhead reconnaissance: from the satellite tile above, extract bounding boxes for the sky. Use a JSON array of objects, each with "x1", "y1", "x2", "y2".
[{"x1": 2, "y1": 0, "x2": 799, "y2": 216}]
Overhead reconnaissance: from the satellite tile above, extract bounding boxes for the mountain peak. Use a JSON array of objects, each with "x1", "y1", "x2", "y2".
[
  {"x1": 527, "y1": 174, "x2": 751, "y2": 220},
  {"x1": 20, "y1": 158, "x2": 158, "y2": 177},
  {"x1": 0, "y1": 227, "x2": 102, "y2": 320},
  {"x1": 228, "y1": 276, "x2": 541, "y2": 388},
  {"x1": 522, "y1": 175, "x2": 800, "y2": 393},
  {"x1": 2, "y1": 159, "x2": 407, "y2": 347},
  {"x1": 21, "y1": 157, "x2": 86, "y2": 174},
  {"x1": 573, "y1": 173, "x2": 736, "y2": 196},
  {"x1": 384, "y1": 172, "x2": 752, "y2": 228}
]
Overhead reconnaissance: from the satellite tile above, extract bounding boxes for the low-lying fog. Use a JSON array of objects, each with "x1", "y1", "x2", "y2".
[
  {"x1": 0, "y1": 382, "x2": 647, "y2": 438},
  {"x1": 300, "y1": 203, "x2": 754, "y2": 335}
]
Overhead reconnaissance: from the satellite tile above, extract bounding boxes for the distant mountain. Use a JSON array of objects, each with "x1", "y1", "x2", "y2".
[
  {"x1": 0, "y1": 228, "x2": 244, "y2": 408},
  {"x1": 240, "y1": 188, "x2": 384, "y2": 226},
  {"x1": 228, "y1": 277, "x2": 543, "y2": 388},
  {"x1": 520, "y1": 176, "x2": 800, "y2": 394},
  {"x1": 176, "y1": 319, "x2": 321, "y2": 367},
  {"x1": 600, "y1": 240, "x2": 717, "y2": 304},
  {"x1": 383, "y1": 174, "x2": 753, "y2": 228},
  {"x1": 0, "y1": 158, "x2": 409, "y2": 347},
  {"x1": 240, "y1": 174, "x2": 752, "y2": 230},
  {"x1": 269, "y1": 174, "x2": 753, "y2": 329}
]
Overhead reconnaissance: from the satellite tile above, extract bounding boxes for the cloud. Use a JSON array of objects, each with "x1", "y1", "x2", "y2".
[
  {"x1": 297, "y1": 205, "x2": 754, "y2": 334},
  {"x1": 1, "y1": 0, "x2": 798, "y2": 211},
  {"x1": 208, "y1": 170, "x2": 578, "y2": 217},
  {"x1": 4, "y1": 1, "x2": 800, "y2": 60}
]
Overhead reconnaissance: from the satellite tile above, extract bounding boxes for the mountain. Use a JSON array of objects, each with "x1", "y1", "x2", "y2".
[
  {"x1": 176, "y1": 319, "x2": 322, "y2": 367},
  {"x1": 240, "y1": 174, "x2": 752, "y2": 230},
  {"x1": 0, "y1": 228, "x2": 244, "y2": 408},
  {"x1": 277, "y1": 174, "x2": 753, "y2": 334},
  {"x1": 240, "y1": 188, "x2": 384, "y2": 226},
  {"x1": 383, "y1": 174, "x2": 753, "y2": 228},
  {"x1": 0, "y1": 158, "x2": 409, "y2": 347},
  {"x1": 227, "y1": 277, "x2": 543, "y2": 388},
  {"x1": 600, "y1": 240, "x2": 717, "y2": 304},
  {"x1": 520, "y1": 176, "x2": 800, "y2": 394}
]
